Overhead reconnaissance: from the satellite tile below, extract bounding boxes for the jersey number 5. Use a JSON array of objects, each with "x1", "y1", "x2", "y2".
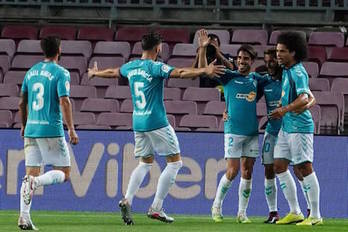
[
  {"x1": 134, "y1": 82, "x2": 146, "y2": 109},
  {"x1": 32, "y1": 82, "x2": 44, "y2": 111}
]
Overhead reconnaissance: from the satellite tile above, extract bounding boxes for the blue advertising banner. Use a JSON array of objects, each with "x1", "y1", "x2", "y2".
[{"x1": 0, "y1": 129, "x2": 347, "y2": 218}]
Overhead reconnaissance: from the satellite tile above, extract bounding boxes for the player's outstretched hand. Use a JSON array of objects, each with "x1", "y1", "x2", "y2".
[
  {"x1": 198, "y1": 29, "x2": 210, "y2": 48},
  {"x1": 206, "y1": 60, "x2": 225, "y2": 78},
  {"x1": 87, "y1": 61, "x2": 98, "y2": 79},
  {"x1": 68, "y1": 129, "x2": 79, "y2": 145}
]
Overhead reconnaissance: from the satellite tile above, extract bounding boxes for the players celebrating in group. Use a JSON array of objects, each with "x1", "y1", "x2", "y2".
[{"x1": 18, "y1": 29, "x2": 322, "y2": 230}]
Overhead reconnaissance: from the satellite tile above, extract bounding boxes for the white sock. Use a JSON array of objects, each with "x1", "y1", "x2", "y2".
[
  {"x1": 299, "y1": 180, "x2": 311, "y2": 211},
  {"x1": 35, "y1": 170, "x2": 65, "y2": 187},
  {"x1": 303, "y1": 172, "x2": 321, "y2": 218},
  {"x1": 20, "y1": 180, "x2": 32, "y2": 218},
  {"x1": 151, "y1": 160, "x2": 182, "y2": 211},
  {"x1": 125, "y1": 162, "x2": 152, "y2": 205},
  {"x1": 265, "y1": 178, "x2": 277, "y2": 212},
  {"x1": 238, "y1": 178, "x2": 252, "y2": 215},
  {"x1": 213, "y1": 174, "x2": 232, "y2": 208},
  {"x1": 276, "y1": 170, "x2": 301, "y2": 214}
]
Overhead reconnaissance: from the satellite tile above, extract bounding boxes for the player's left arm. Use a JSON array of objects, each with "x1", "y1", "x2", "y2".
[
  {"x1": 270, "y1": 71, "x2": 310, "y2": 119},
  {"x1": 270, "y1": 93, "x2": 309, "y2": 119},
  {"x1": 293, "y1": 89, "x2": 316, "y2": 114},
  {"x1": 88, "y1": 61, "x2": 121, "y2": 79},
  {"x1": 18, "y1": 92, "x2": 28, "y2": 138}
]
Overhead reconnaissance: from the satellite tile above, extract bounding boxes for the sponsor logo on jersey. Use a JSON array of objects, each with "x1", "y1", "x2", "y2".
[
  {"x1": 161, "y1": 64, "x2": 170, "y2": 73},
  {"x1": 65, "y1": 81, "x2": 70, "y2": 92},
  {"x1": 236, "y1": 91, "x2": 256, "y2": 102}
]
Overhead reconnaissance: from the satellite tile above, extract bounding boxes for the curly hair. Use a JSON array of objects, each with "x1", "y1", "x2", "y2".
[{"x1": 277, "y1": 31, "x2": 307, "y2": 62}]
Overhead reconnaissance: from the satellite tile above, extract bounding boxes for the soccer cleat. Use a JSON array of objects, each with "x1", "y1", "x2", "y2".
[
  {"x1": 22, "y1": 175, "x2": 36, "y2": 205},
  {"x1": 18, "y1": 216, "x2": 39, "y2": 231},
  {"x1": 264, "y1": 211, "x2": 280, "y2": 224},
  {"x1": 296, "y1": 217, "x2": 323, "y2": 226},
  {"x1": 236, "y1": 213, "x2": 251, "y2": 224},
  {"x1": 211, "y1": 206, "x2": 223, "y2": 223},
  {"x1": 118, "y1": 199, "x2": 134, "y2": 225},
  {"x1": 276, "y1": 212, "x2": 304, "y2": 225},
  {"x1": 147, "y1": 207, "x2": 174, "y2": 223}
]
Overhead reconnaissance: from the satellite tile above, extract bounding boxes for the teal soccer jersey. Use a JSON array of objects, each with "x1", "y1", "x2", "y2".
[
  {"x1": 21, "y1": 61, "x2": 70, "y2": 138},
  {"x1": 220, "y1": 70, "x2": 270, "y2": 136},
  {"x1": 281, "y1": 63, "x2": 314, "y2": 133},
  {"x1": 120, "y1": 59, "x2": 174, "y2": 132},
  {"x1": 259, "y1": 76, "x2": 282, "y2": 136}
]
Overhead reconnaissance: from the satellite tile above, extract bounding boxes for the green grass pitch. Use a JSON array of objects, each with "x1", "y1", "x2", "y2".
[{"x1": 1, "y1": 210, "x2": 348, "y2": 232}]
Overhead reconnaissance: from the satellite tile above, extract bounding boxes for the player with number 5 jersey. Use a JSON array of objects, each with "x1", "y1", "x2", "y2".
[{"x1": 88, "y1": 32, "x2": 225, "y2": 226}]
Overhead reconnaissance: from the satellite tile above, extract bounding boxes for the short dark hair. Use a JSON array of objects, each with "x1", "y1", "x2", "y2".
[
  {"x1": 277, "y1": 31, "x2": 307, "y2": 62},
  {"x1": 41, "y1": 36, "x2": 61, "y2": 58},
  {"x1": 141, "y1": 32, "x2": 162, "y2": 51},
  {"x1": 208, "y1": 33, "x2": 221, "y2": 46},
  {"x1": 264, "y1": 47, "x2": 276, "y2": 59},
  {"x1": 237, "y1": 44, "x2": 257, "y2": 60}
]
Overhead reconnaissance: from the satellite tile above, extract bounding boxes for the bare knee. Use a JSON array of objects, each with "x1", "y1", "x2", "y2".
[
  {"x1": 226, "y1": 167, "x2": 239, "y2": 180},
  {"x1": 273, "y1": 159, "x2": 289, "y2": 174},
  {"x1": 26, "y1": 167, "x2": 41, "y2": 177},
  {"x1": 241, "y1": 158, "x2": 255, "y2": 179},
  {"x1": 264, "y1": 164, "x2": 275, "y2": 179},
  {"x1": 225, "y1": 158, "x2": 240, "y2": 180}
]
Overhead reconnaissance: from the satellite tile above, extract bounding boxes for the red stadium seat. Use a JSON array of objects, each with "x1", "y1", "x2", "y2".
[
  {"x1": 269, "y1": 30, "x2": 306, "y2": 45},
  {"x1": 17, "y1": 40, "x2": 42, "y2": 54},
  {"x1": 78, "y1": 27, "x2": 115, "y2": 42},
  {"x1": 193, "y1": 29, "x2": 231, "y2": 47},
  {"x1": 164, "y1": 87, "x2": 181, "y2": 101},
  {"x1": 232, "y1": 29, "x2": 268, "y2": 45},
  {"x1": 1, "y1": 25, "x2": 38, "y2": 40},
  {"x1": 93, "y1": 41, "x2": 131, "y2": 60},
  {"x1": 308, "y1": 31, "x2": 345, "y2": 47},
  {"x1": 0, "y1": 39, "x2": 16, "y2": 57},
  {"x1": 0, "y1": 110, "x2": 13, "y2": 128},
  {"x1": 309, "y1": 78, "x2": 330, "y2": 91},
  {"x1": 0, "y1": 84, "x2": 19, "y2": 97},
  {"x1": 61, "y1": 40, "x2": 92, "y2": 58},
  {"x1": 3, "y1": 71, "x2": 26, "y2": 86},
  {"x1": 179, "y1": 115, "x2": 218, "y2": 130},
  {"x1": 40, "y1": 26, "x2": 77, "y2": 40},
  {"x1": 303, "y1": 61, "x2": 319, "y2": 78},
  {"x1": 327, "y1": 47, "x2": 348, "y2": 62}
]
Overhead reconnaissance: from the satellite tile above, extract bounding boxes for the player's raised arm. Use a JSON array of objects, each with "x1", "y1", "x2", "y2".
[{"x1": 88, "y1": 61, "x2": 121, "y2": 79}]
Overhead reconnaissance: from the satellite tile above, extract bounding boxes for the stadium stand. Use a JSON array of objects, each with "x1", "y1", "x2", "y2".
[
  {"x1": 0, "y1": 39, "x2": 16, "y2": 58},
  {"x1": 39, "y1": 26, "x2": 77, "y2": 40},
  {"x1": 0, "y1": 22, "x2": 346, "y2": 134},
  {"x1": 77, "y1": 26, "x2": 115, "y2": 42}
]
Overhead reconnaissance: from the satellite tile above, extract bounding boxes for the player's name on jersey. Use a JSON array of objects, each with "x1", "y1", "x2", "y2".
[
  {"x1": 27, "y1": 70, "x2": 55, "y2": 81},
  {"x1": 27, "y1": 120, "x2": 49, "y2": 125},
  {"x1": 127, "y1": 69, "x2": 152, "y2": 82},
  {"x1": 134, "y1": 110, "x2": 152, "y2": 116}
]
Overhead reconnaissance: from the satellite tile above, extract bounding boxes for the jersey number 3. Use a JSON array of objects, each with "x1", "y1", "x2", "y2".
[
  {"x1": 32, "y1": 82, "x2": 44, "y2": 111},
  {"x1": 134, "y1": 82, "x2": 146, "y2": 109}
]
